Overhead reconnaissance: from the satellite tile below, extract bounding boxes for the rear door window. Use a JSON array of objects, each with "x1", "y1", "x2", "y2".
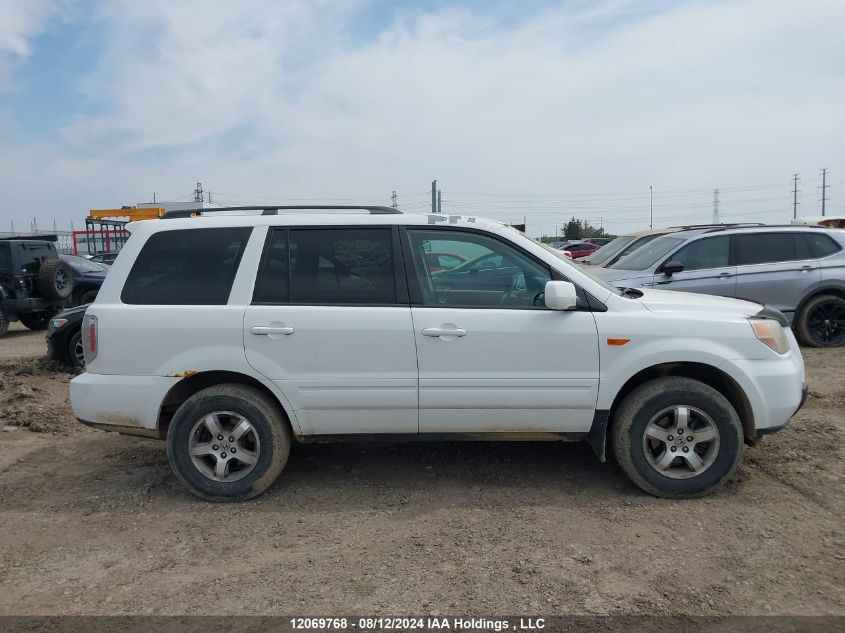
[
  {"x1": 122, "y1": 227, "x2": 251, "y2": 305},
  {"x1": 737, "y1": 233, "x2": 798, "y2": 265},
  {"x1": 253, "y1": 227, "x2": 398, "y2": 305}
]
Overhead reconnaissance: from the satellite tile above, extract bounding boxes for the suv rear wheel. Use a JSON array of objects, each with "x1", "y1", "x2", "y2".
[
  {"x1": 611, "y1": 377, "x2": 743, "y2": 498},
  {"x1": 167, "y1": 384, "x2": 291, "y2": 502},
  {"x1": 795, "y1": 294, "x2": 845, "y2": 348}
]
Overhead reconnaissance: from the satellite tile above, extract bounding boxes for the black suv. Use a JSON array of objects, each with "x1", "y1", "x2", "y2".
[{"x1": 0, "y1": 238, "x2": 76, "y2": 336}]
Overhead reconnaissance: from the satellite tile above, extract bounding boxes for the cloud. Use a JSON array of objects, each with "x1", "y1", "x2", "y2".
[
  {"x1": 0, "y1": 0, "x2": 66, "y2": 91},
  {"x1": 2, "y1": 0, "x2": 845, "y2": 233}
]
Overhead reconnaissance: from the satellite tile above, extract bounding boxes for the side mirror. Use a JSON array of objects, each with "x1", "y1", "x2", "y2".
[
  {"x1": 662, "y1": 260, "x2": 685, "y2": 276},
  {"x1": 544, "y1": 280, "x2": 578, "y2": 311}
]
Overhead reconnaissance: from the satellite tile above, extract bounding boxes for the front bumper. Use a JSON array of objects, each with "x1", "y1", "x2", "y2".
[{"x1": 753, "y1": 382, "x2": 808, "y2": 441}]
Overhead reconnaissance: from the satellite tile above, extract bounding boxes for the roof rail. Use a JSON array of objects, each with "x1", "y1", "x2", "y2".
[
  {"x1": 161, "y1": 205, "x2": 402, "y2": 219},
  {"x1": 668, "y1": 222, "x2": 766, "y2": 230}
]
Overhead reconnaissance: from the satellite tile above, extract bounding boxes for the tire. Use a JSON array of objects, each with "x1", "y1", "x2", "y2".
[
  {"x1": 37, "y1": 259, "x2": 74, "y2": 299},
  {"x1": 795, "y1": 294, "x2": 845, "y2": 348},
  {"x1": 68, "y1": 330, "x2": 85, "y2": 368},
  {"x1": 611, "y1": 377, "x2": 743, "y2": 499},
  {"x1": 0, "y1": 309, "x2": 8, "y2": 338},
  {"x1": 78, "y1": 290, "x2": 98, "y2": 305},
  {"x1": 166, "y1": 384, "x2": 291, "y2": 502},
  {"x1": 19, "y1": 311, "x2": 53, "y2": 331}
]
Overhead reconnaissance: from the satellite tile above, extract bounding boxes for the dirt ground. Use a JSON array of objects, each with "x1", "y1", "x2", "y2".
[{"x1": 0, "y1": 325, "x2": 842, "y2": 616}]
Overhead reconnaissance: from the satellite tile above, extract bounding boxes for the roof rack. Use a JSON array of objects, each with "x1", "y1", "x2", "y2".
[{"x1": 161, "y1": 205, "x2": 402, "y2": 219}]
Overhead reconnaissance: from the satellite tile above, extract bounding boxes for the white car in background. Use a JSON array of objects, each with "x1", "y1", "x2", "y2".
[{"x1": 70, "y1": 206, "x2": 806, "y2": 502}]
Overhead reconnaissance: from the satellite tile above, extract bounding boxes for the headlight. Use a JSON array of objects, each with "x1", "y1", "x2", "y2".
[
  {"x1": 749, "y1": 318, "x2": 789, "y2": 355},
  {"x1": 49, "y1": 318, "x2": 68, "y2": 329}
]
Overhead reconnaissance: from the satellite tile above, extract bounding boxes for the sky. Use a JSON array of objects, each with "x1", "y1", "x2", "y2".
[{"x1": 0, "y1": 0, "x2": 843, "y2": 237}]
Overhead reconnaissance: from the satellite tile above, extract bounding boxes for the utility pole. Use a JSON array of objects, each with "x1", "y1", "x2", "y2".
[
  {"x1": 10, "y1": 220, "x2": 15, "y2": 234},
  {"x1": 431, "y1": 180, "x2": 437, "y2": 213},
  {"x1": 153, "y1": 192, "x2": 156, "y2": 204},
  {"x1": 193, "y1": 182, "x2": 204, "y2": 204},
  {"x1": 391, "y1": 191, "x2": 398, "y2": 210},
  {"x1": 820, "y1": 168, "x2": 829, "y2": 216},
  {"x1": 437, "y1": 190, "x2": 442, "y2": 214},
  {"x1": 649, "y1": 185, "x2": 653, "y2": 230},
  {"x1": 712, "y1": 188, "x2": 720, "y2": 224},
  {"x1": 792, "y1": 173, "x2": 800, "y2": 219}
]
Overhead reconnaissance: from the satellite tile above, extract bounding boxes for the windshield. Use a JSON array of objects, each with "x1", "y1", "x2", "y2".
[
  {"x1": 609, "y1": 236, "x2": 684, "y2": 270},
  {"x1": 584, "y1": 235, "x2": 635, "y2": 264},
  {"x1": 60, "y1": 254, "x2": 108, "y2": 273}
]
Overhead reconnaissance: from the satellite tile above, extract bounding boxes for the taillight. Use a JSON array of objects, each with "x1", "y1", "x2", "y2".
[{"x1": 82, "y1": 314, "x2": 98, "y2": 365}]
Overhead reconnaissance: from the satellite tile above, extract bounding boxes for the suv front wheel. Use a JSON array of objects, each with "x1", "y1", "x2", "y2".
[
  {"x1": 167, "y1": 384, "x2": 291, "y2": 502},
  {"x1": 611, "y1": 377, "x2": 743, "y2": 498}
]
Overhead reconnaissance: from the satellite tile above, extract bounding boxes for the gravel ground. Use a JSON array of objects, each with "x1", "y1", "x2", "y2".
[{"x1": 0, "y1": 326, "x2": 842, "y2": 616}]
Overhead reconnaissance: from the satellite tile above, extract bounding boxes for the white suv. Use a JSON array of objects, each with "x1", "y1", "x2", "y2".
[{"x1": 69, "y1": 206, "x2": 807, "y2": 501}]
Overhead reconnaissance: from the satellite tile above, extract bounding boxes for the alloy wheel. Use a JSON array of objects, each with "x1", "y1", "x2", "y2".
[
  {"x1": 642, "y1": 405, "x2": 720, "y2": 479},
  {"x1": 807, "y1": 301, "x2": 845, "y2": 346},
  {"x1": 188, "y1": 411, "x2": 261, "y2": 482}
]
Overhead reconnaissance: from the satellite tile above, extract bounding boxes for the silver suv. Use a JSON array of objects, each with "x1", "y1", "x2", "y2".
[{"x1": 595, "y1": 225, "x2": 845, "y2": 347}]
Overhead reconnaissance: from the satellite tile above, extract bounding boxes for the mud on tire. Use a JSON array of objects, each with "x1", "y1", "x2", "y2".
[
  {"x1": 611, "y1": 377, "x2": 743, "y2": 499},
  {"x1": 167, "y1": 384, "x2": 290, "y2": 502}
]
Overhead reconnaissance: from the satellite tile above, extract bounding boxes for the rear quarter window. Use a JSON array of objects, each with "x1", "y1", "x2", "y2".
[
  {"x1": 802, "y1": 232, "x2": 842, "y2": 259},
  {"x1": 121, "y1": 227, "x2": 251, "y2": 305}
]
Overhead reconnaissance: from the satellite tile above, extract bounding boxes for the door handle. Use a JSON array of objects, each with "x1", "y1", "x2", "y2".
[
  {"x1": 718, "y1": 272, "x2": 733, "y2": 278},
  {"x1": 800, "y1": 265, "x2": 814, "y2": 273},
  {"x1": 422, "y1": 327, "x2": 467, "y2": 338},
  {"x1": 250, "y1": 325, "x2": 295, "y2": 336}
]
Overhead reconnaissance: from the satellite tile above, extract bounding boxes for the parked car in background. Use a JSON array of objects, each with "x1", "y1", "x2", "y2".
[
  {"x1": 88, "y1": 252, "x2": 119, "y2": 266},
  {"x1": 546, "y1": 242, "x2": 574, "y2": 259},
  {"x1": 59, "y1": 254, "x2": 108, "y2": 306},
  {"x1": 0, "y1": 238, "x2": 75, "y2": 336},
  {"x1": 560, "y1": 241, "x2": 601, "y2": 260},
  {"x1": 71, "y1": 205, "x2": 806, "y2": 502},
  {"x1": 581, "y1": 228, "x2": 680, "y2": 266},
  {"x1": 583, "y1": 237, "x2": 613, "y2": 246},
  {"x1": 47, "y1": 304, "x2": 87, "y2": 368},
  {"x1": 595, "y1": 225, "x2": 845, "y2": 347},
  {"x1": 582, "y1": 224, "x2": 766, "y2": 267}
]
